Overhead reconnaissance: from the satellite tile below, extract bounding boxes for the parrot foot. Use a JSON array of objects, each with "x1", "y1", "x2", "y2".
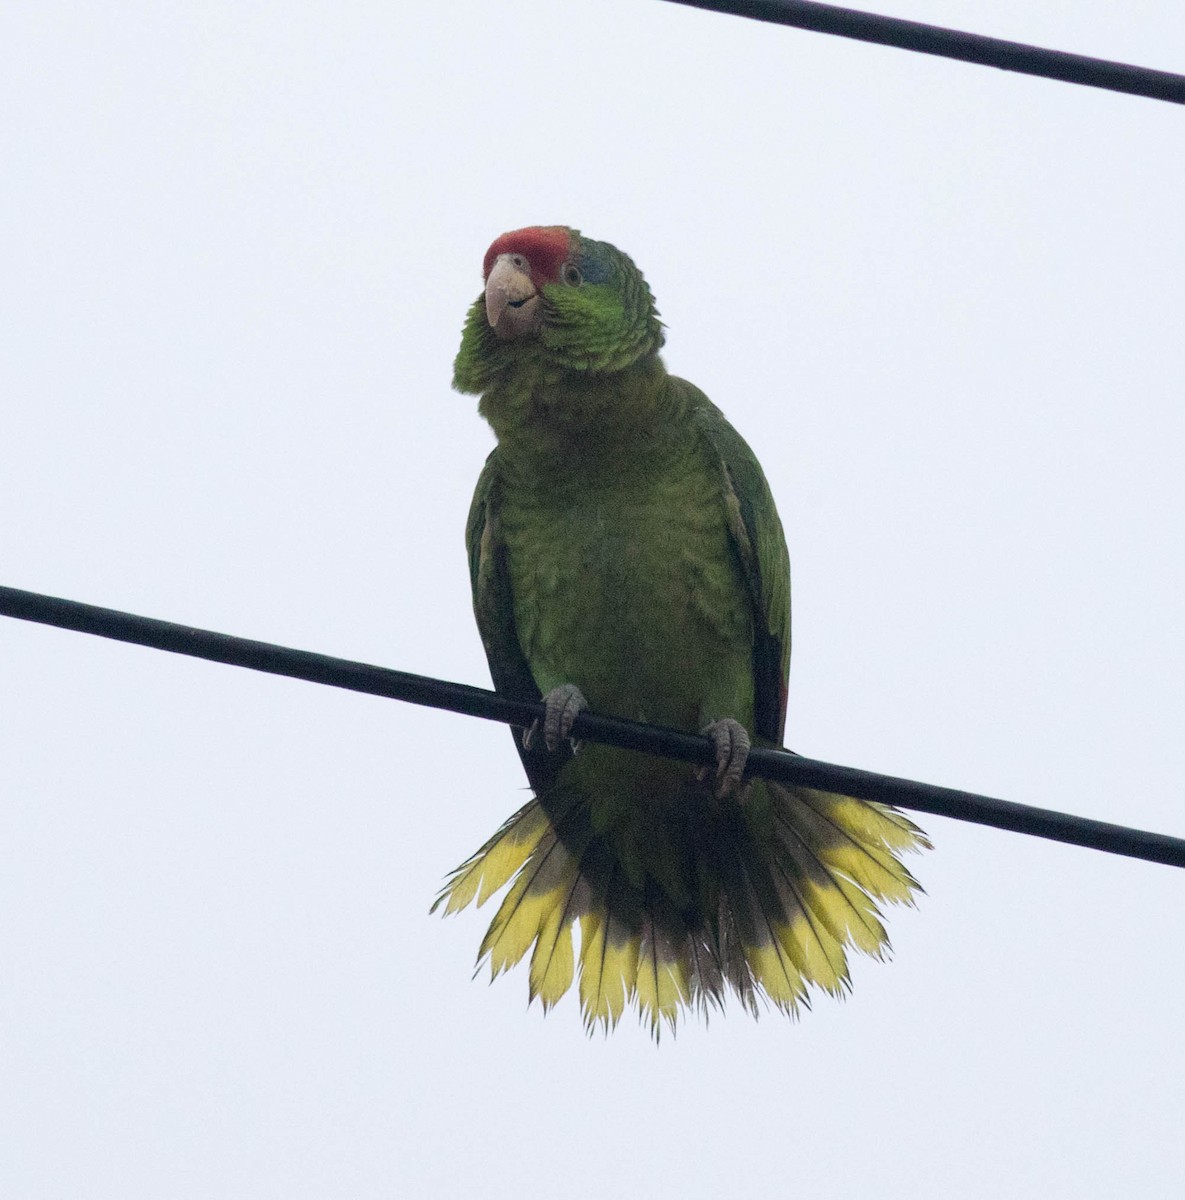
[
  {"x1": 522, "y1": 683, "x2": 587, "y2": 753},
  {"x1": 698, "y1": 718, "x2": 751, "y2": 799}
]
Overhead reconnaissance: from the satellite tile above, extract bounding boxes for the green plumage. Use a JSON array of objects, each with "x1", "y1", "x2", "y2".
[{"x1": 437, "y1": 227, "x2": 928, "y2": 1035}]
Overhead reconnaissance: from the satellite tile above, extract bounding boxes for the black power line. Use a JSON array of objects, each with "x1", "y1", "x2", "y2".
[
  {"x1": 3, "y1": 584, "x2": 1183, "y2": 870},
  {"x1": 661, "y1": 0, "x2": 1185, "y2": 105}
]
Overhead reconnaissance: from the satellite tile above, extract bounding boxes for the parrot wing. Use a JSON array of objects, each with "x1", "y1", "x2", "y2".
[
  {"x1": 466, "y1": 450, "x2": 572, "y2": 795},
  {"x1": 685, "y1": 383, "x2": 792, "y2": 744}
]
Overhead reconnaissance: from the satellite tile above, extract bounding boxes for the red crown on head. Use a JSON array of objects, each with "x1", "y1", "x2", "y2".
[{"x1": 483, "y1": 226, "x2": 573, "y2": 288}]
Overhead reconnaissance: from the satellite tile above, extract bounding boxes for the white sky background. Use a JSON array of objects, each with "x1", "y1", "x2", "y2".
[{"x1": 2, "y1": 1, "x2": 1183, "y2": 1195}]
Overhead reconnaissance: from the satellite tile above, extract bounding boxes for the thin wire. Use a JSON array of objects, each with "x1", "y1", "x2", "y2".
[
  {"x1": 3, "y1": 584, "x2": 1183, "y2": 870},
  {"x1": 660, "y1": 0, "x2": 1185, "y2": 105}
]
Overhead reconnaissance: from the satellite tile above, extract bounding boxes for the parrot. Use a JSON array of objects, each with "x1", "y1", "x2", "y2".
[{"x1": 435, "y1": 225, "x2": 929, "y2": 1036}]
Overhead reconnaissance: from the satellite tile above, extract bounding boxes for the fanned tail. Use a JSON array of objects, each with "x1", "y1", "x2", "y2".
[{"x1": 434, "y1": 781, "x2": 929, "y2": 1038}]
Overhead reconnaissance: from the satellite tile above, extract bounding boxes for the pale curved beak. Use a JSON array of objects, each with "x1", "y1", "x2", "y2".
[{"x1": 485, "y1": 254, "x2": 541, "y2": 339}]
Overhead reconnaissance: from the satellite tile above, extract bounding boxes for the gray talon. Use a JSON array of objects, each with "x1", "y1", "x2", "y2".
[
  {"x1": 700, "y1": 718, "x2": 751, "y2": 798},
  {"x1": 524, "y1": 684, "x2": 587, "y2": 753},
  {"x1": 543, "y1": 683, "x2": 587, "y2": 751}
]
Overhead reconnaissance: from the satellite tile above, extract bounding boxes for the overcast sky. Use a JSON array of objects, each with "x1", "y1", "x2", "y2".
[{"x1": 2, "y1": 2, "x2": 1183, "y2": 1197}]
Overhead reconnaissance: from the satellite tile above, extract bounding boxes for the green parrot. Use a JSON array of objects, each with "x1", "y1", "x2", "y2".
[{"x1": 437, "y1": 225, "x2": 928, "y2": 1035}]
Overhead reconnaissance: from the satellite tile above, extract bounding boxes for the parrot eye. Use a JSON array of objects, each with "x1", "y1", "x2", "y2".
[
  {"x1": 562, "y1": 262, "x2": 583, "y2": 287},
  {"x1": 510, "y1": 254, "x2": 528, "y2": 271}
]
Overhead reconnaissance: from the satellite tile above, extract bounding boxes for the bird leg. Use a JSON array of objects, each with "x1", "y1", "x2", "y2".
[
  {"x1": 522, "y1": 683, "x2": 587, "y2": 753},
  {"x1": 698, "y1": 718, "x2": 751, "y2": 798}
]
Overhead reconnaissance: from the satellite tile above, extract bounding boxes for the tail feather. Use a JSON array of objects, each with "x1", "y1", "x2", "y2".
[
  {"x1": 430, "y1": 797, "x2": 552, "y2": 915},
  {"x1": 777, "y1": 794, "x2": 918, "y2": 903},
  {"x1": 435, "y1": 777, "x2": 928, "y2": 1036},
  {"x1": 578, "y1": 867, "x2": 638, "y2": 1032},
  {"x1": 801, "y1": 788, "x2": 928, "y2": 854},
  {"x1": 525, "y1": 840, "x2": 585, "y2": 1008},
  {"x1": 480, "y1": 811, "x2": 587, "y2": 978},
  {"x1": 715, "y1": 822, "x2": 791, "y2": 1017},
  {"x1": 527, "y1": 844, "x2": 586, "y2": 1008},
  {"x1": 771, "y1": 807, "x2": 890, "y2": 962},
  {"x1": 478, "y1": 849, "x2": 549, "y2": 977},
  {"x1": 733, "y1": 841, "x2": 810, "y2": 1015},
  {"x1": 715, "y1": 868, "x2": 760, "y2": 1018},
  {"x1": 767, "y1": 847, "x2": 852, "y2": 997},
  {"x1": 829, "y1": 873, "x2": 893, "y2": 957},
  {"x1": 686, "y1": 931, "x2": 726, "y2": 1019},
  {"x1": 635, "y1": 899, "x2": 692, "y2": 1035}
]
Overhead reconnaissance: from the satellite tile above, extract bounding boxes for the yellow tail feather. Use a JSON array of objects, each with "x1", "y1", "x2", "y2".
[{"x1": 435, "y1": 779, "x2": 928, "y2": 1037}]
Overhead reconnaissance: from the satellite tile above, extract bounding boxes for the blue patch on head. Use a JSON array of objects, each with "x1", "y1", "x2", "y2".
[{"x1": 576, "y1": 240, "x2": 613, "y2": 285}]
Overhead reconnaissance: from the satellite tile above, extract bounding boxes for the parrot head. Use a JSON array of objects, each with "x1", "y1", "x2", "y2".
[{"x1": 453, "y1": 226, "x2": 665, "y2": 394}]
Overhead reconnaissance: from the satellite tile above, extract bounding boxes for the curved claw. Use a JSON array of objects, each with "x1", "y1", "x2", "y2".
[
  {"x1": 522, "y1": 683, "x2": 588, "y2": 753},
  {"x1": 698, "y1": 718, "x2": 751, "y2": 799}
]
